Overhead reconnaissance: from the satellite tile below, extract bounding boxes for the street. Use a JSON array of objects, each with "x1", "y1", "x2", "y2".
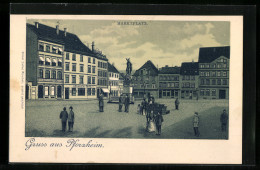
[{"x1": 25, "y1": 99, "x2": 229, "y2": 139}]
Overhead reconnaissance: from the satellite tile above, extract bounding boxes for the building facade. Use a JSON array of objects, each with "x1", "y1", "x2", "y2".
[
  {"x1": 132, "y1": 60, "x2": 159, "y2": 98},
  {"x1": 108, "y1": 62, "x2": 120, "y2": 97},
  {"x1": 26, "y1": 22, "x2": 64, "y2": 100},
  {"x1": 198, "y1": 46, "x2": 230, "y2": 99},
  {"x1": 158, "y1": 66, "x2": 180, "y2": 99},
  {"x1": 180, "y1": 62, "x2": 199, "y2": 99}
]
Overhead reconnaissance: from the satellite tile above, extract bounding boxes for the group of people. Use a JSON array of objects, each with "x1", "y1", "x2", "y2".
[
  {"x1": 59, "y1": 106, "x2": 75, "y2": 132},
  {"x1": 118, "y1": 94, "x2": 130, "y2": 112},
  {"x1": 192, "y1": 109, "x2": 229, "y2": 137}
]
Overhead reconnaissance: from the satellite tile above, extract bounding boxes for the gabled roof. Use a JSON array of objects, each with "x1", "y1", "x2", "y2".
[
  {"x1": 27, "y1": 23, "x2": 108, "y2": 61},
  {"x1": 108, "y1": 62, "x2": 120, "y2": 73},
  {"x1": 180, "y1": 62, "x2": 199, "y2": 75},
  {"x1": 198, "y1": 46, "x2": 230, "y2": 63},
  {"x1": 159, "y1": 66, "x2": 180, "y2": 74},
  {"x1": 133, "y1": 60, "x2": 158, "y2": 76}
]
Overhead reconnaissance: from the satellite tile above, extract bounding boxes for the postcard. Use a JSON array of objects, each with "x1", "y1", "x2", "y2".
[{"x1": 10, "y1": 15, "x2": 243, "y2": 164}]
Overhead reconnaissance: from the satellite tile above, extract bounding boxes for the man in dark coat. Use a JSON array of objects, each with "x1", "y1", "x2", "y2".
[
  {"x1": 68, "y1": 106, "x2": 75, "y2": 132},
  {"x1": 60, "y1": 107, "x2": 68, "y2": 132},
  {"x1": 124, "y1": 94, "x2": 130, "y2": 113},
  {"x1": 99, "y1": 93, "x2": 104, "y2": 112},
  {"x1": 118, "y1": 94, "x2": 123, "y2": 112},
  {"x1": 155, "y1": 112, "x2": 164, "y2": 135},
  {"x1": 175, "y1": 98, "x2": 180, "y2": 110},
  {"x1": 141, "y1": 98, "x2": 147, "y2": 115},
  {"x1": 220, "y1": 109, "x2": 228, "y2": 132}
]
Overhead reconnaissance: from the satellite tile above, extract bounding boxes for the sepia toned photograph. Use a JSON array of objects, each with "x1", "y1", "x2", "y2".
[{"x1": 25, "y1": 19, "x2": 230, "y2": 139}]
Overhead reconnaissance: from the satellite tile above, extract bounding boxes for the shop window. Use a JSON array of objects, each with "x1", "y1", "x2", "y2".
[
  {"x1": 51, "y1": 86, "x2": 55, "y2": 96},
  {"x1": 78, "y1": 88, "x2": 85, "y2": 96},
  {"x1": 72, "y1": 88, "x2": 76, "y2": 96},
  {"x1": 44, "y1": 86, "x2": 49, "y2": 96}
]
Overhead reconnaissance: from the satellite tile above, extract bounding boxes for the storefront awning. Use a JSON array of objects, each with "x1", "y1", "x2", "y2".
[
  {"x1": 45, "y1": 58, "x2": 51, "y2": 62},
  {"x1": 58, "y1": 48, "x2": 63, "y2": 52},
  {"x1": 39, "y1": 56, "x2": 44, "y2": 61},
  {"x1": 52, "y1": 58, "x2": 57, "y2": 63},
  {"x1": 101, "y1": 88, "x2": 110, "y2": 93}
]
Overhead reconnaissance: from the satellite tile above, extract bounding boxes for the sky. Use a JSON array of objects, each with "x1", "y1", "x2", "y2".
[{"x1": 27, "y1": 19, "x2": 230, "y2": 71}]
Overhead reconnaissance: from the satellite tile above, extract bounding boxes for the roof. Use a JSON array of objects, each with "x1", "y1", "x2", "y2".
[
  {"x1": 198, "y1": 46, "x2": 230, "y2": 63},
  {"x1": 108, "y1": 62, "x2": 120, "y2": 73},
  {"x1": 180, "y1": 62, "x2": 199, "y2": 75},
  {"x1": 27, "y1": 23, "x2": 108, "y2": 61},
  {"x1": 133, "y1": 60, "x2": 158, "y2": 76},
  {"x1": 159, "y1": 66, "x2": 180, "y2": 74}
]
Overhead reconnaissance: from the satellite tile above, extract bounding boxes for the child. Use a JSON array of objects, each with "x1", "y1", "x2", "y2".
[{"x1": 137, "y1": 104, "x2": 141, "y2": 114}]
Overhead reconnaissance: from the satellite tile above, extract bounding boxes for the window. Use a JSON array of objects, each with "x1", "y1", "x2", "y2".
[
  {"x1": 212, "y1": 89, "x2": 216, "y2": 96},
  {"x1": 191, "y1": 83, "x2": 195, "y2": 88},
  {"x1": 152, "y1": 84, "x2": 156, "y2": 88},
  {"x1": 200, "y1": 89, "x2": 204, "y2": 96},
  {"x1": 52, "y1": 59, "x2": 56, "y2": 66},
  {"x1": 223, "y1": 79, "x2": 228, "y2": 85},
  {"x1": 39, "y1": 56, "x2": 44, "y2": 65},
  {"x1": 217, "y1": 64, "x2": 221, "y2": 68},
  {"x1": 45, "y1": 70, "x2": 50, "y2": 79},
  {"x1": 57, "y1": 71, "x2": 62, "y2": 80},
  {"x1": 175, "y1": 83, "x2": 179, "y2": 88},
  {"x1": 211, "y1": 64, "x2": 216, "y2": 68},
  {"x1": 65, "y1": 63, "x2": 70, "y2": 71},
  {"x1": 217, "y1": 79, "x2": 221, "y2": 85},
  {"x1": 39, "y1": 69, "x2": 43, "y2": 78},
  {"x1": 92, "y1": 66, "x2": 96, "y2": 73},
  {"x1": 88, "y1": 76, "x2": 91, "y2": 84},
  {"x1": 72, "y1": 63, "x2": 76, "y2": 71},
  {"x1": 93, "y1": 58, "x2": 96, "y2": 64},
  {"x1": 185, "y1": 82, "x2": 190, "y2": 87},
  {"x1": 72, "y1": 75, "x2": 76, "y2": 83},
  {"x1": 58, "y1": 59, "x2": 62, "y2": 67},
  {"x1": 80, "y1": 64, "x2": 84, "y2": 72},
  {"x1": 224, "y1": 59, "x2": 227, "y2": 63},
  {"x1": 52, "y1": 70, "x2": 56, "y2": 79},
  {"x1": 191, "y1": 76, "x2": 195, "y2": 80},
  {"x1": 39, "y1": 44, "x2": 44, "y2": 51},
  {"x1": 65, "y1": 75, "x2": 69, "y2": 83},
  {"x1": 98, "y1": 61, "x2": 100, "y2": 68},
  {"x1": 78, "y1": 88, "x2": 85, "y2": 96},
  {"x1": 205, "y1": 72, "x2": 210, "y2": 77},
  {"x1": 66, "y1": 53, "x2": 70, "y2": 60},
  {"x1": 80, "y1": 76, "x2": 84, "y2": 84},
  {"x1": 200, "y1": 79, "x2": 205, "y2": 85},
  {"x1": 200, "y1": 72, "x2": 205, "y2": 76},
  {"x1": 88, "y1": 65, "x2": 91, "y2": 73},
  {"x1": 51, "y1": 86, "x2": 55, "y2": 96},
  {"x1": 206, "y1": 79, "x2": 210, "y2": 85},
  {"x1": 80, "y1": 55, "x2": 83, "y2": 62},
  {"x1": 200, "y1": 64, "x2": 205, "y2": 68},
  {"x1": 223, "y1": 71, "x2": 227, "y2": 77},
  {"x1": 52, "y1": 47, "x2": 57, "y2": 53},
  {"x1": 88, "y1": 57, "x2": 91, "y2": 63},
  {"x1": 223, "y1": 64, "x2": 227, "y2": 68},
  {"x1": 72, "y1": 54, "x2": 76, "y2": 61},
  {"x1": 45, "y1": 58, "x2": 50, "y2": 66},
  {"x1": 206, "y1": 89, "x2": 210, "y2": 96},
  {"x1": 87, "y1": 88, "x2": 91, "y2": 96},
  {"x1": 217, "y1": 71, "x2": 221, "y2": 77},
  {"x1": 220, "y1": 58, "x2": 224, "y2": 62},
  {"x1": 92, "y1": 88, "x2": 95, "y2": 96},
  {"x1": 46, "y1": 45, "x2": 50, "y2": 52},
  {"x1": 45, "y1": 86, "x2": 49, "y2": 96},
  {"x1": 205, "y1": 64, "x2": 210, "y2": 68},
  {"x1": 72, "y1": 88, "x2": 76, "y2": 96},
  {"x1": 212, "y1": 79, "x2": 216, "y2": 85},
  {"x1": 211, "y1": 71, "x2": 216, "y2": 77},
  {"x1": 182, "y1": 76, "x2": 185, "y2": 80},
  {"x1": 92, "y1": 77, "x2": 96, "y2": 84},
  {"x1": 185, "y1": 75, "x2": 190, "y2": 80}
]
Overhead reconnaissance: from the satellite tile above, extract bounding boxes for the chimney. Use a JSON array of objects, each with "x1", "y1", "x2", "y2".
[
  {"x1": 35, "y1": 22, "x2": 39, "y2": 28},
  {"x1": 64, "y1": 28, "x2": 67, "y2": 36},
  {"x1": 92, "y1": 41, "x2": 95, "y2": 52},
  {"x1": 56, "y1": 25, "x2": 59, "y2": 35}
]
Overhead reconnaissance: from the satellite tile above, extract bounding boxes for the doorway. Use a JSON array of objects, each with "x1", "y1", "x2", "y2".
[
  {"x1": 65, "y1": 88, "x2": 69, "y2": 99},
  {"x1": 219, "y1": 90, "x2": 226, "y2": 99},
  {"x1": 38, "y1": 85, "x2": 43, "y2": 98},
  {"x1": 57, "y1": 86, "x2": 62, "y2": 98}
]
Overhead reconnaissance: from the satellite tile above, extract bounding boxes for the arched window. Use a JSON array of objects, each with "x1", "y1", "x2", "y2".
[
  {"x1": 57, "y1": 71, "x2": 62, "y2": 80},
  {"x1": 52, "y1": 70, "x2": 56, "y2": 79}
]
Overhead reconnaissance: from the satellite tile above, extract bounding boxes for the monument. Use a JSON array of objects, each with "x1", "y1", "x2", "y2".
[{"x1": 123, "y1": 58, "x2": 134, "y2": 103}]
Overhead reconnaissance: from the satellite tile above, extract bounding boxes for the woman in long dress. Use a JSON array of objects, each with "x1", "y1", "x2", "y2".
[{"x1": 147, "y1": 110, "x2": 156, "y2": 132}]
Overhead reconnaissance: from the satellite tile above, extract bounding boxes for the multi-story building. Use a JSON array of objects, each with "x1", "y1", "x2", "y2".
[
  {"x1": 108, "y1": 62, "x2": 120, "y2": 97},
  {"x1": 26, "y1": 22, "x2": 64, "y2": 99},
  {"x1": 158, "y1": 66, "x2": 180, "y2": 99},
  {"x1": 198, "y1": 46, "x2": 230, "y2": 99},
  {"x1": 132, "y1": 60, "x2": 159, "y2": 98},
  {"x1": 118, "y1": 73, "x2": 125, "y2": 95},
  {"x1": 180, "y1": 62, "x2": 199, "y2": 99},
  {"x1": 26, "y1": 22, "x2": 105, "y2": 100}
]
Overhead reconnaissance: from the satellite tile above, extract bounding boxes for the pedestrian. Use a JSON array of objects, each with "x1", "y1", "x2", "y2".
[
  {"x1": 141, "y1": 98, "x2": 147, "y2": 115},
  {"x1": 147, "y1": 110, "x2": 156, "y2": 133},
  {"x1": 175, "y1": 98, "x2": 180, "y2": 110},
  {"x1": 118, "y1": 94, "x2": 123, "y2": 112},
  {"x1": 124, "y1": 94, "x2": 130, "y2": 113},
  {"x1": 220, "y1": 109, "x2": 228, "y2": 132},
  {"x1": 155, "y1": 112, "x2": 164, "y2": 135},
  {"x1": 68, "y1": 106, "x2": 75, "y2": 132},
  {"x1": 59, "y1": 107, "x2": 68, "y2": 132},
  {"x1": 99, "y1": 93, "x2": 104, "y2": 112},
  {"x1": 137, "y1": 104, "x2": 141, "y2": 114},
  {"x1": 193, "y1": 112, "x2": 200, "y2": 137}
]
